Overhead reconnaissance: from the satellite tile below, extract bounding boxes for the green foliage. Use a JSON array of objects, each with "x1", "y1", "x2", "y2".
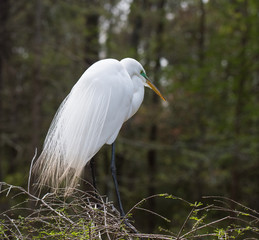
[{"x1": 0, "y1": 183, "x2": 258, "y2": 239}]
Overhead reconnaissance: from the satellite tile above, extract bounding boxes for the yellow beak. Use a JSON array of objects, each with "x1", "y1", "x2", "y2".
[{"x1": 146, "y1": 79, "x2": 166, "y2": 101}]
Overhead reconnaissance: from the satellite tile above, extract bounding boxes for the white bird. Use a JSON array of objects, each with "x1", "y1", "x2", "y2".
[{"x1": 33, "y1": 58, "x2": 165, "y2": 215}]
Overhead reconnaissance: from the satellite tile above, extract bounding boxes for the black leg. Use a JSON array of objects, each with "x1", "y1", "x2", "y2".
[
  {"x1": 90, "y1": 158, "x2": 97, "y2": 190},
  {"x1": 110, "y1": 142, "x2": 125, "y2": 217},
  {"x1": 110, "y1": 142, "x2": 140, "y2": 235}
]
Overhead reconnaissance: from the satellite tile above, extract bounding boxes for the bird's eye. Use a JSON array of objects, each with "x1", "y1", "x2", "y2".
[{"x1": 140, "y1": 71, "x2": 145, "y2": 78}]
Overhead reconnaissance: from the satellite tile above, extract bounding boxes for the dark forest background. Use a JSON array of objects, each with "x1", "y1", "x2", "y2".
[{"x1": 0, "y1": 0, "x2": 259, "y2": 233}]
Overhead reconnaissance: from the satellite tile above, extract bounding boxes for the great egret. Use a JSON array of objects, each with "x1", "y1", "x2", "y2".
[{"x1": 33, "y1": 58, "x2": 165, "y2": 216}]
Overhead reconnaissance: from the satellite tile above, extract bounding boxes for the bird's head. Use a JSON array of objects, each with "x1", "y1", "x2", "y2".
[{"x1": 121, "y1": 58, "x2": 166, "y2": 101}]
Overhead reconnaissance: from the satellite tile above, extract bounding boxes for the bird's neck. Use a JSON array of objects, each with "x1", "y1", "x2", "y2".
[{"x1": 126, "y1": 76, "x2": 145, "y2": 120}]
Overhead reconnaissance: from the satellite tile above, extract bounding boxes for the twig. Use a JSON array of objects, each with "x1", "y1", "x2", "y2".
[
  {"x1": 28, "y1": 148, "x2": 37, "y2": 194},
  {"x1": 135, "y1": 207, "x2": 171, "y2": 223},
  {"x1": 180, "y1": 216, "x2": 231, "y2": 238},
  {"x1": 3, "y1": 214, "x2": 23, "y2": 239},
  {"x1": 177, "y1": 207, "x2": 195, "y2": 239},
  {"x1": 203, "y1": 196, "x2": 259, "y2": 216},
  {"x1": 6, "y1": 185, "x2": 12, "y2": 197},
  {"x1": 1, "y1": 182, "x2": 74, "y2": 225},
  {"x1": 126, "y1": 193, "x2": 169, "y2": 218}
]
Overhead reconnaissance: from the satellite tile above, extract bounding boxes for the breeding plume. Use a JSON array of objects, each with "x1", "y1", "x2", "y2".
[{"x1": 33, "y1": 58, "x2": 165, "y2": 215}]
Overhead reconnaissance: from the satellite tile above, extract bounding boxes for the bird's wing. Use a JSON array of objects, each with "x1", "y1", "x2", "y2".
[
  {"x1": 34, "y1": 64, "x2": 132, "y2": 192},
  {"x1": 34, "y1": 77, "x2": 113, "y2": 190},
  {"x1": 34, "y1": 60, "x2": 133, "y2": 193}
]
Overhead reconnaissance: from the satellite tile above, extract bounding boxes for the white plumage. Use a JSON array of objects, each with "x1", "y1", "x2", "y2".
[{"x1": 33, "y1": 58, "x2": 165, "y2": 193}]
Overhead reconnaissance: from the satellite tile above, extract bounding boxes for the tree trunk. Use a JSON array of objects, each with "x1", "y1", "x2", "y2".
[
  {"x1": 198, "y1": 0, "x2": 205, "y2": 68},
  {"x1": 147, "y1": 0, "x2": 165, "y2": 232},
  {"x1": 0, "y1": 0, "x2": 10, "y2": 182},
  {"x1": 195, "y1": 0, "x2": 206, "y2": 200},
  {"x1": 84, "y1": 3, "x2": 99, "y2": 69},
  {"x1": 129, "y1": 0, "x2": 144, "y2": 59},
  {"x1": 231, "y1": 0, "x2": 249, "y2": 202},
  {"x1": 31, "y1": 0, "x2": 42, "y2": 150}
]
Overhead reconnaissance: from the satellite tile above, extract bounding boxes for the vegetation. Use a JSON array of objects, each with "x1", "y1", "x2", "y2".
[
  {"x1": 1, "y1": 0, "x2": 259, "y2": 237},
  {"x1": 0, "y1": 182, "x2": 258, "y2": 239}
]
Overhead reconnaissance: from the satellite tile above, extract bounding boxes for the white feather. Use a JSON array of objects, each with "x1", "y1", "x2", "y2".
[
  {"x1": 34, "y1": 58, "x2": 148, "y2": 193},
  {"x1": 32, "y1": 57, "x2": 172, "y2": 195}
]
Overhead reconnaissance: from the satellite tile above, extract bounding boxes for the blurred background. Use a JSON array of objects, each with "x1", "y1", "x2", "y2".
[{"x1": 0, "y1": 0, "x2": 258, "y2": 233}]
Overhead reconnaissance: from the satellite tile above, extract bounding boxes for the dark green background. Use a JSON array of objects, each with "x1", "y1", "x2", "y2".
[{"x1": 0, "y1": 0, "x2": 258, "y2": 233}]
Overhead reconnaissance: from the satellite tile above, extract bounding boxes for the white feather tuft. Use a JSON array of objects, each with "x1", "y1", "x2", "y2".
[{"x1": 33, "y1": 76, "x2": 112, "y2": 194}]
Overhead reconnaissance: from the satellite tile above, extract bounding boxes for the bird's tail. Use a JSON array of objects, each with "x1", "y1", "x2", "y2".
[
  {"x1": 32, "y1": 95, "x2": 91, "y2": 195},
  {"x1": 33, "y1": 82, "x2": 110, "y2": 195},
  {"x1": 33, "y1": 146, "x2": 82, "y2": 196}
]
